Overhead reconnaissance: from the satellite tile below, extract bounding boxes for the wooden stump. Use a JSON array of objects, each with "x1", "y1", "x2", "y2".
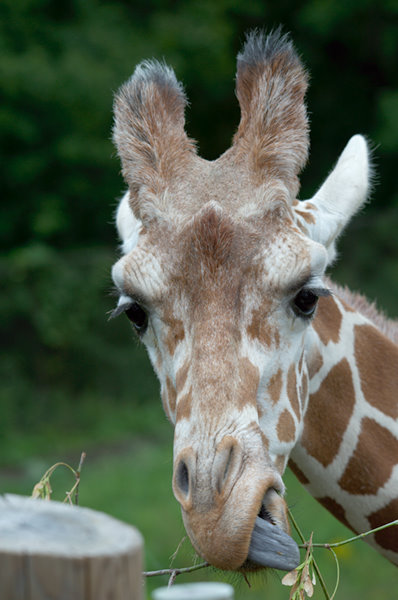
[{"x1": 0, "y1": 494, "x2": 144, "y2": 600}]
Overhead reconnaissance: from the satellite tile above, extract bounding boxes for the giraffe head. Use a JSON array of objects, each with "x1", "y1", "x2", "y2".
[{"x1": 111, "y1": 30, "x2": 370, "y2": 571}]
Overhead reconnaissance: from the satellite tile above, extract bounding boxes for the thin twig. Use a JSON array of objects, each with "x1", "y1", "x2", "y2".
[
  {"x1": 288, "y1": 508, "x2": 331, "y2": 600},
  {"x1": 32, "y1": 462, "x2": 77, "y2": 501},
  {"x1": 301, "y1": 519, "x2": 398, "y2": 550},
  {"x1": 64, "y1": 477, "x2": 80, "y2": 505},
  {"x1": 73, "y1": 451, "x2": 86, "y2": 506},
  {"x1": 143, "y1": 562, "x2": 209, "y2": 579},
  {"x1": 32, "y1": 453, "x2": 86, "y2": 505},
  {"x1": 169, "y1": 536, "x2": 187, "y2": 565},
  {"x1": 328, "y1": 547, "x2": 340, "y2": 600},
  {"x1": 168, "y1": 571, "x2": 177, "y2": 587}
]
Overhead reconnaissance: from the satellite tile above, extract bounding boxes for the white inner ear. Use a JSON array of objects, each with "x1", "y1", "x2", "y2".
[
  {"x1": 115, "y1": 191, "x2": 143, "y2": 254},
  {"x1": 300, "y1": 134, "x2": 369, "y2": 263}
]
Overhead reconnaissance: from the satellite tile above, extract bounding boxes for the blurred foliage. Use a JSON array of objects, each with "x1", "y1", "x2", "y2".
[{"x1": 1, "y1": 0, "x2": 398, "y2": 466}]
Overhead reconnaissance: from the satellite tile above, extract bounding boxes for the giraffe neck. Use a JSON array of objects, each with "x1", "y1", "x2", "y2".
[{"x1": 290, "y1": 282, "x2": 398, "y2": 563}]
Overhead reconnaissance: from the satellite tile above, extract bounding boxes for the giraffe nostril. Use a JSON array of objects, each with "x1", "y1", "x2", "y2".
[
  {"x1": 176, "y1": 459, "x2": 189, "y2": 496},
  {"x1": 214, "y1": 437, "x2": 242, "y2": 495},
  {"x1": 217, "y1": 444, "x2": 234, "y2": 493}
]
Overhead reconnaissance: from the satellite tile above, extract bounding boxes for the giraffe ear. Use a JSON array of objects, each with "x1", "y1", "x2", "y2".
[
  {"x1": 295, "y1": 135, "x2": 370, "y2": 263},
  {"x1": 113, "y1": 60, "x2": 196, "y2": 222},
  {"x1": 115, "y1": 191, "x2": 143, "y2": 255},
  {"x1": 232, "y1": 29, "x2": 309, "y2": 198}
]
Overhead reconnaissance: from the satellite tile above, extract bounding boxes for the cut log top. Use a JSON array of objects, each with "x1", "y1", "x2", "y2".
[
  {"x1": 0, "y1": 495, "x2": 144, "y2": 600},
  {"x1": 0, "y1": 494, "x2": 142, "y2": 557}
]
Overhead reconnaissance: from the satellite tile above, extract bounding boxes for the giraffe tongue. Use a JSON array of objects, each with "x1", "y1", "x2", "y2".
[{"x1": 247, "y1": 516, "x2": 300, "y2": 571}]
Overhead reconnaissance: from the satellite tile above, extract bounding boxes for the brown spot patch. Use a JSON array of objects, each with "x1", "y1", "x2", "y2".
[
  {"x1": 166, "y1": 377, "x2": 177, "y2": 415},
  {"x1": 305, "y1": 202, "x2": 317, "y2": 211},
  {"x1": 295, "y1": 209, "x2": 316, "y2": 224},
  {"x1": 247, "y1": 307, "x2": 274, "y2": 346},
  {"x1": 156, "y1": 350, "x2": 163, "y2": 371},
  {"x1": 367, "y1": 498, "x2": 398, "y2": 552},
  {"x1": 354, "y1": 324, "x2": 398, "y2": 419},
  {"x1": 165, "y1": 318, "x2": 185, "y2": 356},
  {"x1": 237, "y1": 357, "x2": 260, "y2": 409},
  {"x1": 260, "y1": 431, "x2": 270, "y2": 451},
  {"x1": 301, "y1": 359, "x2": 355, "y2": 467},
  {"x1": 312, "y1": 296, "x2": 342, "y2": 345},
  {"x1": 287, "y1": 363, "x2": 300, "y2": 420},
  {"x1": 317, "y1": 497, "x2": 353, "y2": 531},
  {"x1": 176, "y1": 388, "x2": 193, "y2": 422},
  {"x1": 277, "y1": 409, "x2": 296, "y2": 443},
  {"x1": 274, "y1": 455, "x2": 286, "y2": 474},
  {"x1": 288, "y1": 459, "x2": 309, "y2": 485},
  {"x1": 176, "y1": 360, "x2": 190, "y2": 393},
  {"x1": 339, "y1": 417, "x2": 398, "y2": 495},
  {"x1": 268, "y1": 369, "x2": 283, "y2": 405},
  {"x1": 307, "y1": 346, "x2": 323, "y2": 378}
]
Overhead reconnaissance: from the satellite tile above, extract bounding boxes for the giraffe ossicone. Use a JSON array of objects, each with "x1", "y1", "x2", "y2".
[{"x1": 111, "y1": 29, "x2": 398, "y2": 571}]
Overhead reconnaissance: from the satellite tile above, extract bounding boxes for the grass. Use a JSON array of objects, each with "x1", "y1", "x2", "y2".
[{"x1": 1, "y1": 423, "x2": 397, "y2": 599}]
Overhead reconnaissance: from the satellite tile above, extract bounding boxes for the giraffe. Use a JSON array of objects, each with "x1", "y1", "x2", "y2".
[{"x1": 111, "y1": 30, "x2": 398, "y2": 572}]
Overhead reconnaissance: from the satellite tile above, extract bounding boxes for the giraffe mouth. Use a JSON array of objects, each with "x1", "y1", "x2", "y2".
[{"x1": 246, "y1": 490, "x2": 300, "y2": 571}]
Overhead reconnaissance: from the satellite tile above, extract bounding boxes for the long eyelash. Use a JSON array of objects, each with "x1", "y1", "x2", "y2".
[
  {"x1": 108, "y1": 298, "x2": 133, "y2": 320},
  {"x1": 108, "y1": 305, "x2": 126, "y2": 320},
  {"x1": 308, "y1": 287, "x2": 333, "y2": 298},
  {"x1": 108, "y1": 287, "x2": 120, "y2": 298}
]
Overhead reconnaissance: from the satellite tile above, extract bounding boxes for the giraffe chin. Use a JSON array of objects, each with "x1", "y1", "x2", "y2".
[{"x1": 180, "y1": 486, "x2": 300, "y2": 573}]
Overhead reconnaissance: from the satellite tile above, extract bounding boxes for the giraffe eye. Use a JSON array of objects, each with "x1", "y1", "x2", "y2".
[
  {"x1": 293, "y1": 289, "x2": 318, "y2": 318},
  {"x1": 125, "y1": 301, "x2": 148, "y2": 333}
]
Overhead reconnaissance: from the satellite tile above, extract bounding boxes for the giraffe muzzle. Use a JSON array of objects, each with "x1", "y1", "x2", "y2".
[{"x1": 172, "y1": 439, "x2": 300, "y2": 571}]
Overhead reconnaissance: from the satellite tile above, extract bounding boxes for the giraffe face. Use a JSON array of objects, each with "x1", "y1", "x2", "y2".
[
  {"x1": 111, "y1": 30, "x2": 369, "y2": 572},
  {"x1": 112, "y1": 193, "x2": 329, "y2": 569}
]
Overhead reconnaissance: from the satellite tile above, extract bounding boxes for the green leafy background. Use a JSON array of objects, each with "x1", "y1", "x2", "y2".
[{"x1": 1, "y1": 1, "x2": 397, "y2": 598}]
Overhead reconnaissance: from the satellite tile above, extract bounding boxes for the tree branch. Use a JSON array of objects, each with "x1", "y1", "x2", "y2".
[{"x1": 143, "y1": 561, "x2": 209, "y2": 580}]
